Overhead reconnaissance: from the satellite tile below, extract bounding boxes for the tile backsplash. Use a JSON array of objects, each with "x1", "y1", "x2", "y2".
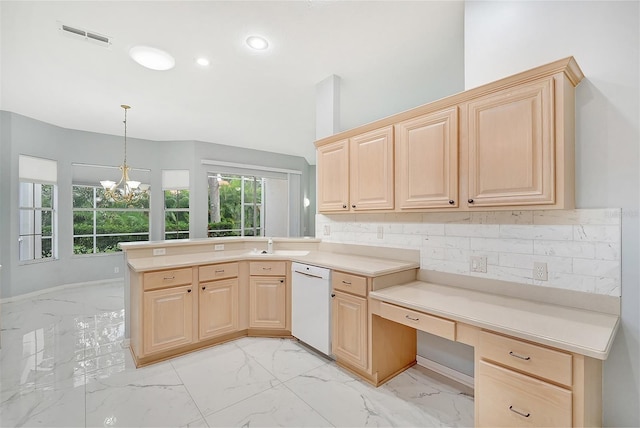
[{"x1": 316, "y1": 209, "x2": 621, "y2": 296}]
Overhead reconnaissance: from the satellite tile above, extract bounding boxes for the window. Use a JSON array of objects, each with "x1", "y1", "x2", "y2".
[
  {"x1": 19, "y1": 182, "x2": 56, "y2": 261},
  {"x1": 208, "y1": 174, "x2": 263, "y2": 237},
  {"x1": 164, "y1": 190, "x2": 189, "y2": 239},
  {"x1": 162, "y1": 170, "x2": 190, "y2": 240},
  {"x1": 18, "y1": 155, "x2": 58, "y2": 262},
  {"x1": 72, "y1": 185, "x2": 149, "y2": 254}
]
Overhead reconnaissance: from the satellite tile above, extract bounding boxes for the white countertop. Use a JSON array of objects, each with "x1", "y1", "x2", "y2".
[
  {"x1": 127, "y1": 250, "x2": 420, "y2": 277},
  {"x1": 370, "y1": 281, "x2": 619, "y2": 360}
]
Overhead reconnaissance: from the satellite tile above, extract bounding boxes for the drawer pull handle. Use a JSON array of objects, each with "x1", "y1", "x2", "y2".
[
  {"x1": 509, "y1": 406, "x2": 530, "y2": 418},
  {"x1": 263, "y1": 267, "x2": 272, "y2": 270},
  {"x1": 341, "y1": 281, "x2": 352, "y2": 285},
  {"x1": 405, "y1": 315, "x2": 419, "y2": 322},
  {"x1": 163, "y1": 276, "x2": 175, "y2": 280},
  {"x1": 509, "y1": 351, "x2": 531, "y2": 361},
  {"x1": 215, "y1": 270, "x2": 225, "y2": 273}
]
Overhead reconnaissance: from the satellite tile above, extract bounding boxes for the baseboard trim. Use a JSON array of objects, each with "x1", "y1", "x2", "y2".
[
  {"x1": 0, "y1": 278, "x2": 122, "y2": 303},
  {"x1": 415, "y1": 355, "x2": 474, "y2": 390}
]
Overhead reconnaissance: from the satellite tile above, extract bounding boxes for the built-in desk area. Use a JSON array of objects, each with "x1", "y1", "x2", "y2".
[{"x1": 368, "y1": 280, "x2": 619, "y2": 427}]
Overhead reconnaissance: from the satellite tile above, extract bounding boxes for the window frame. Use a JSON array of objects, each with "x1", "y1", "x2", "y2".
[
  {"x1": 18, "y1": 181, "x2": 57, "y2": 263},
  {"x1": 72, "y1": 184, "x2": 150, "y2": 255},
  {"x1": 208, "y1": 173, "x2": 264, "y2": 238}
]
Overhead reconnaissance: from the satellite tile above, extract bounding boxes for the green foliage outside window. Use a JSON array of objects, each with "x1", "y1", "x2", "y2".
[
  {"x1": 208, "y1": 175, "x2": 262, "y2": 237},
  {"x1": 165, "y1": 190, "x2": 189, "y2": 240}
]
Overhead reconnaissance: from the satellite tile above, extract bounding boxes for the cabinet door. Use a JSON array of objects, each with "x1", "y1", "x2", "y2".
[
  {"x1": 199, "y1": 278, "x2": 238, "y2": 340},
  {"x1": 143, "y1": 285, "x2": 194, "y2": 355},
  {"x1": 249, "y1": 276, "x2": 286, "y2": 329},
  {"x1": 467, "y1": 78, "x2": 555, "y2": 207},
  {"x1": 332, "y1": 291, "x2": 368, "y2": 370},
  {"x1": 396, "y1": 108, "x2": 458, "y2": 208},
  {"x1": 317, "y1": 139, "x2": 350, "y2": 212},
  {"x1": 350, "y1": 126, "x2": 394, "y2": 210}
]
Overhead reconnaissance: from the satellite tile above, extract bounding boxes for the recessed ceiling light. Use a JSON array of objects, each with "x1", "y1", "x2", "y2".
[
  {"x1": 246, "y1": 36, "x2": 269, "y2": 51},
  {"x1": 196, "y1": 57, "x2": 210, "y2": 67},
  {"x1": 129, "y1": 45, "x2": 175, "y2": 71}
]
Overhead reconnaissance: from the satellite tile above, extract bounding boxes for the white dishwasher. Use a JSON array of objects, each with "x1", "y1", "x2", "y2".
[{"x1": 291, "y1": 262, "x2": 332, "y2": 356}]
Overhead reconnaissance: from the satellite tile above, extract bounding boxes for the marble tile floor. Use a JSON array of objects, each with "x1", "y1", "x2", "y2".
[{"x1": 0, "y1": 281, "x2": 474, "y2": 427}]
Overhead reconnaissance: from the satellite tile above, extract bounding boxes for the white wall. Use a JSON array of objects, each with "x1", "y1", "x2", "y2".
[{"x1": 464, "y1": 2, "x2": 639, "y2": 426}]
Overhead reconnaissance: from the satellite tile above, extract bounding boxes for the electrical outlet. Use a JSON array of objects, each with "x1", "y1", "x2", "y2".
[
  {"x1": 153, "y1": 248, "x2": 166, "y2": 256},
  {"x1": 377, "y1": 226, "x2": 384, "y2": 239},
  {"x1": 214, "y1": 244, "x2": 225, "y2": 251},
  {"x1": 534, "y1": 262, "x2": 548, "y2": 281},
  {"x1": 114, "y1": 267, "x2": 119, "y2": 273},
  {"x1": 323, "y1": 225, "x2": 330, "y2": 236},
  {"x1": 470, "y1": 256, "x2": 487, "y2": 273}
]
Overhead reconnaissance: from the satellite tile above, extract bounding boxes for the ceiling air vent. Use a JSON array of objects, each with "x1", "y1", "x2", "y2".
[{"x1": 58, "y1": 22, "x2": 112, "y2": 48}]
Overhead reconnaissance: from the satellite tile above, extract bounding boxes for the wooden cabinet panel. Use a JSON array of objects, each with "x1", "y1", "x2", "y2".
[
  {"x1": 249, "y1": 261, "x2": 286, "y2": 276},
  {"x1": 317, "y1": 139, "x2": 350, "y2": 212},
  {"x1": 477, "y1": 360, "x2": 572, "y2": 427},
  {"x1": 332, "y1": 291, "x2": 368, "y2": 370},
  {"x1": 143, "y1": 268, "x2": 192, "y2": 291},
  {"x1": 199, "y1": 278, "x2": 238, "y2": 340},
  {"x1": 467, "y1": 78, "x2": 555, "y2": 207},
  {"x1": 479, "y1": 330, "x2": 572, "y2": 387},
  {"x1": 332, "y1": 271, "x2": 367, "y2": 297},
  {"x1": 350, "y1": 126, "x2": 394, "y2": 210},
  {"x1": 199, "y1": 262, "x2": 239, "y2": 282},
  {"x1": 377, "y1": 301, "x2": 456, "y2": 341},
  {"x1": 396, "y1": 108, "x2": 459, "y2": 208},
  {"x1": 143, "y1": 285, "x2": 194, "y2": 355},
  {"x1": 249, "y1": 276, "x2": 286, "y2": 329}
]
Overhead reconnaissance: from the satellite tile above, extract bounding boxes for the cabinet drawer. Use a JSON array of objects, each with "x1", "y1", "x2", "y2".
[
  {"x1": 377, "y1": 301, "x2": 455, "y2": 340},
  {"x1": 479, "y1": 331, "x2": 572, "y2": 387},
  {"x1": 143, "y1": 268, "x2": 192, "y2": 291},
  {"x1": 332, "y1": 271, "x2": 367, "y2": 297},
  {"x1": 199, "y1": 262, "x2": 239, "y2": 282},
  {"x1": 477, "y1": 360, "x2": 572, "y2": 427},
  {"x1": 250, "y1": 261, "x2": 286, "y2": 276}
]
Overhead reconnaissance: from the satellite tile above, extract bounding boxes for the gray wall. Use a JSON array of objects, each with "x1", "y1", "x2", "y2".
[
  {"x1": 0, "y1": 111, "x2": 312, "y2": 299},
  {"x1": 465, "y1": 2, "x2": 639, "y2": 426}
]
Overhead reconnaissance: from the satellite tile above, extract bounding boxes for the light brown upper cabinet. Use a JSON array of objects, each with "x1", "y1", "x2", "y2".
[
  {"x1": 317, "y1": 126, "x2": 394, "y2": 212},
  {"x1": 395, "y1": 108, "x2": 459, "y2": 209},
  {"x1": 315, "y1": 57, "x2": 583, "y2": 213},
  {"x1": 465, "y1": 77, "x2": 556, "y2": 208}
]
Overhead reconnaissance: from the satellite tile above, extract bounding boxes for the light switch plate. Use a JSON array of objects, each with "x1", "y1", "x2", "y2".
[
  {"x1": 377, "y1": 226, "x2": 384, "y2": 239},
  {"x1": 214, "y1": 244, "x2": 225, "y2": 251},
  {"x1": 323, "y1": 225, "x2": 330, "y2": 236},
  {"x1": 153, "y1": 248, "x2": 166, "y2": 256}
]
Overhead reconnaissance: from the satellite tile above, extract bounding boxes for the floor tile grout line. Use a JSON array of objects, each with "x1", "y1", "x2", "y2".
[
  {"x1": 280, "y1": 378, "x2": 337, "y2": 428},
  {"x1": 169, "y1": 359, "x2": 213, "y2": 427}
]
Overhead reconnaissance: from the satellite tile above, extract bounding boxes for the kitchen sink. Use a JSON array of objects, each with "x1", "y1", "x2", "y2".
[{"x1": 245, "y1": 250, "x2": 309, "y2": 256}]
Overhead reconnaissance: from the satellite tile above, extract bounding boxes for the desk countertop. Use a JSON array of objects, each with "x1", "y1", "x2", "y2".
[{"x1": 370, "y1": 281, "x2": 619, "y2": 360}]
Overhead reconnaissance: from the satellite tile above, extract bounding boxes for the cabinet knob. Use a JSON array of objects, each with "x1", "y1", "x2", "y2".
[
  {"x1": 342, "y1": 204, "x2": 347, "y2": 209},
  {"x1": 448, "y1": 200, "x2": 455, "y2": 205},
  {"x1": 280, "y1": 279, "x2": 284, "y2": 283},
  {"x1": 352, "y1": 204, "x2": 356, "y2": 208},
  {"x1": 187, "y1": 289, "x2": 192, "y2": 293},
  {"x1": 202, "y1": 286, "x2": 206, "y2": 290},
  {"x1": 468, "y1": 199, "x2": 474, "y2": 204},
  {"x1": 331, "y1": 293, "x2": 336, "y2": 298}
]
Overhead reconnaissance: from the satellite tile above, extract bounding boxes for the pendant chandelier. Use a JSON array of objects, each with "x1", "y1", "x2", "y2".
[{"x1": 100, "y1": 105, "x2": 149, "y2": 203}]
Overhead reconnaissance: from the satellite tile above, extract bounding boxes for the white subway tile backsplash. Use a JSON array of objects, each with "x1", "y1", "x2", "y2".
[
  {"x1": 317, "y1": 209, "x2": 621, "y2": 297},
  {"x1": 470, "y1": 237, "x2": 533, "y2": 254},
  {"x1": 499, "y1": 253, "x2": 573, "y2": 274},
  {"x1": 574, "y1": 225, "x2": 621, "y2": 243},
  {"x1": 445, "y1": 223, "x2": 500, "y2": 238},
  {"x1": 573, "y1": 258, "x2": 621, "y2": 279},
  {"x1": 533, "y1": 240, "x2": 596, "y2": 258},
  {"x1": 471, "y1": 211, "x2": 534, "y2": 224},
  {"x1": 499, "y1": 224, "x2": 573, "y2": 240}
]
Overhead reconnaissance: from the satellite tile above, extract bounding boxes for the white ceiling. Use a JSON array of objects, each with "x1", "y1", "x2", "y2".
[{"x1": 0, "y1": 1, "x2": 464, "y2": 164}]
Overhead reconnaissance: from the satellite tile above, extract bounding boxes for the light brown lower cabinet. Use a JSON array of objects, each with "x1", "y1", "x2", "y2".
[
  {"x1": 143, "y1": 284, "x2": 194, "y2": 355},
  {"x1": 249, "y1": 276, "x2": 286, "y2": 329},
  {"x1": 199, "y1": 278, "x2": 238, "y2": 340},
  {"x1": 332, "y1": 290, "x2": 368, "y2": 370}
]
